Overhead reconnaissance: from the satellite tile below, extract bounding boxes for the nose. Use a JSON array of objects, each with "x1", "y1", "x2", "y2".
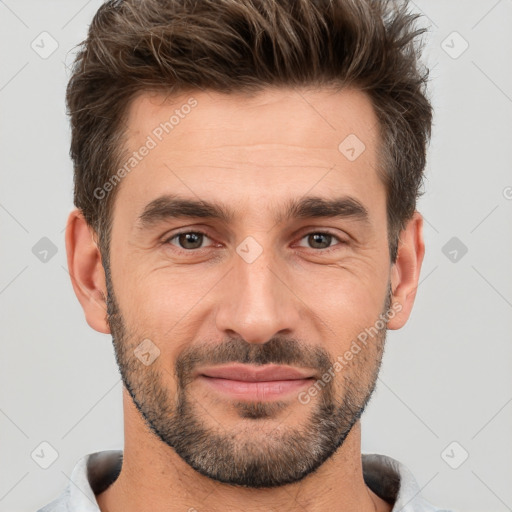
[{"x1": 215, "y1": 247, "x2": 302, "y2": 345}]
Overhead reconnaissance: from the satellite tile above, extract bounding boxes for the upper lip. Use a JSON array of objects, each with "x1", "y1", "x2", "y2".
[{"x1": 199, "y1": 364, "x2": 316, "y2": 382}]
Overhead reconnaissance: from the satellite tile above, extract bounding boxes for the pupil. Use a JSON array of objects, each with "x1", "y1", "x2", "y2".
[
  {"x1": 310, "y1": 233, "x2": 331, "y2": 249},
  {"x1": 180, "y1": 232, "x2": 202, "y2": 249}
]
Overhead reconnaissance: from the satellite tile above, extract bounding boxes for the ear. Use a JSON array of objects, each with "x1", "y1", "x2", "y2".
[
  {"x1": 65, "y1": 209, "x2": 110, "y2": 334},
  {"x1": 387, "y1": 211, "x2": 425, "y2": 330}
]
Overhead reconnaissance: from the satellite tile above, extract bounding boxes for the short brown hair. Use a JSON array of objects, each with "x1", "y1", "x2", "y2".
[{"x1": 66, "y1": 0, "x2": 432, "y2": 262}]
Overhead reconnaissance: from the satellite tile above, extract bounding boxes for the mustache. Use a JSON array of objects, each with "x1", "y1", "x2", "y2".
[{"x1": 175, "y1": 336, "x2": 332, "y2": 385}]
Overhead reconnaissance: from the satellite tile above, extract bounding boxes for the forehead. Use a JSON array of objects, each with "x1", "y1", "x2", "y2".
[
  {"x1": 125, "y1": 86, "x2": 379, "y2": 153},
  {"x1": 114, "y1": 86, "x2": 384, "y2": 221}
]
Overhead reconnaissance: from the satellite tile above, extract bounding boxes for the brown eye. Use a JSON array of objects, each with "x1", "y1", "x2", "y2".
[
  {"x1": 167, "y1": 231, "x2": 212, "y2": 250},
  {"x1": 297, "y1": 232, "x2": 342, "y2": 251},
  {"x1": 307, "y1": 233, "x2": 333, "y2": 249}
]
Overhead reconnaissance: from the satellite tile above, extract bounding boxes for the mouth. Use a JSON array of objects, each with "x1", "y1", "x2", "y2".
[{"x1": 197, "y1": 363, "x2": 317, "y2": 401}]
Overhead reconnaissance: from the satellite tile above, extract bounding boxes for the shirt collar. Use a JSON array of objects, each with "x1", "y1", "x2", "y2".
[{"x1": 40, "y1": 450, "x2": 446, "y2": 512}]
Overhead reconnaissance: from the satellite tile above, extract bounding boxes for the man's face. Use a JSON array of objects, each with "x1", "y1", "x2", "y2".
[{"x1": 106, "y1": 87, "x2": 394, "y2": 487}]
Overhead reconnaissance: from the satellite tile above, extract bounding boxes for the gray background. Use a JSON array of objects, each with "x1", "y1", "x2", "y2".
[{"x1": 1, "y1": 1, "x2": 511, "y2": 511}]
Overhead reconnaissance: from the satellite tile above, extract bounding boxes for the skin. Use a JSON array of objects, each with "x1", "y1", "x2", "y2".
[{"x1": 66, "y1": 86, "x2": 424, "y2": 512}]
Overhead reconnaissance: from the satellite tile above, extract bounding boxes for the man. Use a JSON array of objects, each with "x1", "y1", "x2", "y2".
[{"x1": 38, "y1": 0, "x2": 450, "y2": 510}]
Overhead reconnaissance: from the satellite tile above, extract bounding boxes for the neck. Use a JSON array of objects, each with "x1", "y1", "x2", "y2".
[{"x1": 96, "y1": 389, "x2": 391, "y2": 512}]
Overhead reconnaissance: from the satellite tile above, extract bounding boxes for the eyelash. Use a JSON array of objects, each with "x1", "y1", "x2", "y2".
[{"x1": 163, "y1": 229, "x2": 347, "y2": 254}]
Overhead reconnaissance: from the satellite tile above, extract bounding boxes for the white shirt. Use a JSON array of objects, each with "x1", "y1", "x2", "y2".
[{"x1": 37, "y1": 450, "x2": 451, "y2": 512}]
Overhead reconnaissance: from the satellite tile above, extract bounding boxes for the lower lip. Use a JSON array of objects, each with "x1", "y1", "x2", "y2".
[{"x1": 198, "y1": 376, "x2": 314, "y2": 400}]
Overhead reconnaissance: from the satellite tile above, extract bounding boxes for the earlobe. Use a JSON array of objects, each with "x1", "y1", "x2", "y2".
[
  {"x1": 65, "y1": 209, "x2": 111, "y2": 334},
  {"x1": 387, "y1": 211, "x2": 425, "y2": 330}
]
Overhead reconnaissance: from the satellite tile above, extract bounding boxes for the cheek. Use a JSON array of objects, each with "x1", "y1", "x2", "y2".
[
  {"x1": 112, "y1": 258, "x2": 186, "y2": 318},
  {"x1": 294, "y1": 261, "x2": 388, "y2": 319},
  {"x1": 293, "y1": 269, "x2": 389, "y2": 362},
  {"x1": 114, "y1": 268, "x2": 213, "y2": 360}
]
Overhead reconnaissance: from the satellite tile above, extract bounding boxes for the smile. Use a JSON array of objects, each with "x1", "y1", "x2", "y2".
[{"x1": 197, "y1": 364, "x2": 316, "y2": 400}]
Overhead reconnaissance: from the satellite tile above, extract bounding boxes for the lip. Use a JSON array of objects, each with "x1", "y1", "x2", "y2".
[
  {"x1": 197, "y1": 364, "x2": 316, "y2": 401},
  {"x1": 198, "y1": 363, "x2": 316, "y2": 382}
]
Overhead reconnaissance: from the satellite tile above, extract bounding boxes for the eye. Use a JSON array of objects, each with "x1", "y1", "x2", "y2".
[
  {"x1": 165, "y1": 231, "x2": 214, "y2": 250},
  {"x1": 296, "y1": 232, "x2": 345, "y2": 251},
  {"x1": 163, "y1": 230, "x2": 346, "y2": 253}
]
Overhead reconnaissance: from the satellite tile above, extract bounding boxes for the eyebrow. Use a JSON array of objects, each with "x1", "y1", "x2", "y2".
[{"x1": 137, "y1": 194, "x2": 370, "y2": 229}]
